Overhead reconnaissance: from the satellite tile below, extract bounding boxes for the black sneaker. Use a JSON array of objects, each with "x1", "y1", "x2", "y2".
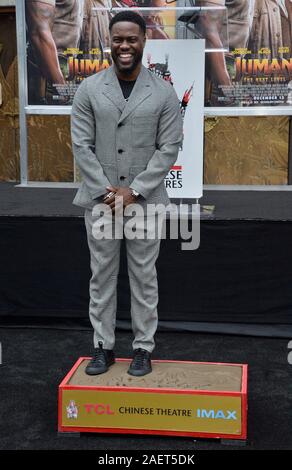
[
  {"x1": 85, "y1": 341, "x2": 115, "y2": 375},
  {"x1": 127, "y1": 348, "x2": 152, "y2": 377}
]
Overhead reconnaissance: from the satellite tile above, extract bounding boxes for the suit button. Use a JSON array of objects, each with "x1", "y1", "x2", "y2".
[
  {"x1": 120, "y1": 176, "x2": 126, "y2": 180},
  {"x1": 118, "y1": 149, "x2": 124, "y2": 154}
]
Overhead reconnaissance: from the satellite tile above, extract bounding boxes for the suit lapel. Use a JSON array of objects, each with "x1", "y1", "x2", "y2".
[
  {"x1": 102, "y1": 66, "x2": 127, "y2": 114},
  {"x1": 101, "y1": 65, "x2": 152, "y2": 122},
  {"x1": 118, "y1": 66, "x2": 152, "y2": 123}
]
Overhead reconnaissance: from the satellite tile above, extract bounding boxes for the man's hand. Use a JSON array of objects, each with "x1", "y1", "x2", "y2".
[{"x1": 103, "y1": 186, "x2": 138, "y2": 214}]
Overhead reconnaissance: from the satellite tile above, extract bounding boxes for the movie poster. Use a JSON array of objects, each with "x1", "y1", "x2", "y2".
[
  {"x1": 200, "y1": 0, "x2": 292, "y2": 107},
  {"x1": 143, "y1": 39, "x2": 205, "y2": 198},
  {"x1": 25, "y1": 0, "x2": 176, "y2": 106}
]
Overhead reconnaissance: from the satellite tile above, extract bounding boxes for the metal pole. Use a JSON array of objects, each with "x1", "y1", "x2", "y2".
[{"x1": 15, "y1": 0, "x2": 28, "y2": 185}]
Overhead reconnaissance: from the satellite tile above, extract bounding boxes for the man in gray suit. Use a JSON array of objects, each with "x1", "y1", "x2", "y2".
[{"x1": 71, "y1": 10, "x2": 183, "y2": 376}]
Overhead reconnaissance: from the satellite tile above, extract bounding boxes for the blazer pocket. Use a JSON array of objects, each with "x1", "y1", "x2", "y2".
[
  {"x1": 129, "y1": 165, "x2": 146, "y2": 184},
  {"x1": 131, "y1": 116, "x2": 157, "y2": 148},
  {"x1": 101, "y1": 163, "x2": 118, "y2": 186}
]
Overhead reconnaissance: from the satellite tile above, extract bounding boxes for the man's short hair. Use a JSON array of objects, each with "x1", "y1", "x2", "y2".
[{"x1": 109, "y1": 11, "x2": 146, "y2": 35}]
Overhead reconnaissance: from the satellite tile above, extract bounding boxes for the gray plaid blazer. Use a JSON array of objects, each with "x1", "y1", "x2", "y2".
[{"x1": 71, "y1": 64, "x2": 183, "y2": 211}]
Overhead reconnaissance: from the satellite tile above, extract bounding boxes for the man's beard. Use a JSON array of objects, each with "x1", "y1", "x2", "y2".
[{"x1": 112, "y1": 50, "x2": 143, "y2": 75}]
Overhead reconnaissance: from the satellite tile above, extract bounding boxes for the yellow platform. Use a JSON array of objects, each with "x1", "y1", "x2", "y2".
[{"x1": 58, "y1": 358, "x2": 248, "y2": 440}]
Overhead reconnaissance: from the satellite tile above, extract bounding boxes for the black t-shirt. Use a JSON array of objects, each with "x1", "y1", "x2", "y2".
[{"x1": 118, "y1": 78, "x2": 136, "y2": 101}]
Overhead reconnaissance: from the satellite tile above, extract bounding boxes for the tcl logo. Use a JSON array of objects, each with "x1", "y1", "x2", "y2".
[{"x1": 84, "y1": 404, "x2": 115, "y2": 415}]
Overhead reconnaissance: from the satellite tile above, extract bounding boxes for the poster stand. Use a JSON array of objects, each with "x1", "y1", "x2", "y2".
[
  {"x1": 15, "y1": 3, "x2": 224, "y2": 195},
  {"x1": 16, "y1": 2, "x2": 292, "y2": 192}
]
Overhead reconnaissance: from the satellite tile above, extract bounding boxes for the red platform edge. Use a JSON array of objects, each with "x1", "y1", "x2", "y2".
[{"x1": 58, "y1": 357, "x2": 248, "y2": 440}]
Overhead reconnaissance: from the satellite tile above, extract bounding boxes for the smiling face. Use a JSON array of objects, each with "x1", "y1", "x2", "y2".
[{"x1": 110, "y1": 21, "x2": 146, "y2": 80}]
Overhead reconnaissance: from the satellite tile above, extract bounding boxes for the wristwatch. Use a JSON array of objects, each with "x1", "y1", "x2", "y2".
[{"x1": 130, "y1": 188, "x2": 140, "y2": 199}]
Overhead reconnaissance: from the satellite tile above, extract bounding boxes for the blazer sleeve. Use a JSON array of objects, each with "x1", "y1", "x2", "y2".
[
  {"x1": 129, "y1": 84, "x2": 183, "y2": 200},
  {"x1": 71, "y1": 79, "x2": 110, "y2": 199}
]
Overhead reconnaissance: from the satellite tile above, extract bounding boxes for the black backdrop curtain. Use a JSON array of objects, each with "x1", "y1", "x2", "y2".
[{"x1": 1, "y1": 217, "x2": 292, "y2": 332}]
